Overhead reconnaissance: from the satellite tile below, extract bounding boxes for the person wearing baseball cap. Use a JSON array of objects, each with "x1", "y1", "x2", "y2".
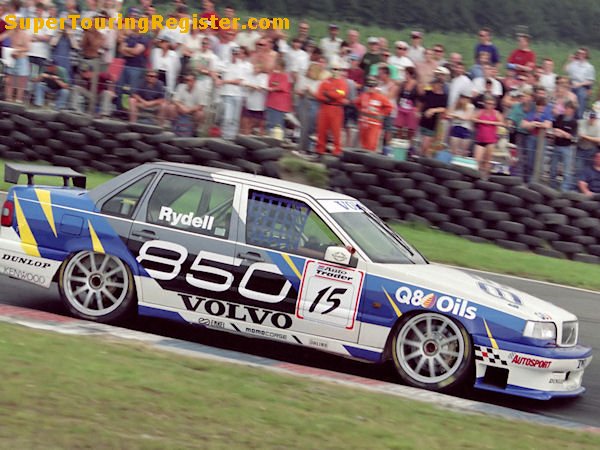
[
  {"x1": 360, "y1": 37, "x2": 383, "y2": 74},
  {"x1": 320, "y1": 23, "x2": 343, "y2": 64},
  {"x1": 408, "y1": 31, "x2": 425, "y2": 63},
  {"x1": 355, "y1": 76, "x2": 393, "y2": 151}
]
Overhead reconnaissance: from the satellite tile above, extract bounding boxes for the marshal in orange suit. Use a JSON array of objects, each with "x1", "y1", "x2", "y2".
[
  {"x1": 315, "y1": 61, "x2": 349, "y2": 156},
  {"x1": 355, "y1": 76, "x2": 393, "y2": 151}
]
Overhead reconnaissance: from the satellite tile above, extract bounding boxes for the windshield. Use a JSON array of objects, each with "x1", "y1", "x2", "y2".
[{"x1": 326, "y1": 201, "x2": 427, "y2": 264}]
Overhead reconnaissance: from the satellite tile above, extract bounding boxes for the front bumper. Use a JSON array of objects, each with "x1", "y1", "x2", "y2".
[{"x1": 472, "y1": 335, "x2": 593, "y2": 400}]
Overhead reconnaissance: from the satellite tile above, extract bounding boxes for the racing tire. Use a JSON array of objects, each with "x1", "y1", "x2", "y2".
[
  {"x1": 447, "y1": 208, "x2": 472, "y2": 219},
  {"x1": 57, "y1": 130, "x2": 88, "y2": 146},
  {"x1": 386, "y1": 177, "x2": 415, "y2": 192},
  {"x1": 496, "y1": 220, "x2": 525, "y2": 235},
  {"x1": 488, "y1": 175, "x2": 523, "y2": 186},
  {"x1": 442, "y1": 180, "x2": 473, "y2": 190},
  {"x1": 477, "y1": 210, "x2": 510, "y2": 221},
  {"x1": 473, "y1": 179, "x2": 505, "y2": 192},
  {"x1": 432, "y1": 167, "x2": 463, "y2": 181},
  {"x1": 548, "y1": 198, "x2": 571, "y2": 209},
  {"x1": 572, "y1": 253, "x2": 600, "y2": 264},
  {"x1": 144, "y1": 131, "x2": 176, "y2": 144},
  {"x1": 455, "y1": 189, "x2": 485, "y2": 201},
  {"x1": 58, "y1": 111, "x2": 93, "y2": 127},
  {"x1": 439, "y1": 222, "x2": 470, "y2": 236},
  {"x1": 495, "y1": 239, "x2": 529, "y2": 252},
  {"x1": 249, "y1": 146, "x2": 283, "y2": 162},
  {"x1": 509, "y1": 186, "x2": 543, "y2": 204},
  {"x1": 575, "y1": 200, "x2": 599, "y2": 212},
  {"x1": 534, "y1": 247, "x2": 566, "y2": 259},
  {"x1": 234, "y1": 135, "x2": 269, "y2": 150},
  {"x1": 390, "y1": 312, "x2": 473, "y2": 393},
  {"x1": 531, "y1": 230, "x2": 560, "y2": 241},
  {"x1": 419, "y1": 181, "x2": 449, "y2": 197},
  {"x1": 11, "y1": 113, "x2": 35, "y2": 129},
  {"x1": 129, "y1": 122, "x2": 164, "y2": 134},
  {"x1": 468, "y1": 199, "x2": 495, "y2": 213},
  {"x1": 531, "y1": 204, "x2": 555, "y2": 214},
  {"x1": 92, "y1": 118, "x2": 129, "y2": 134},
  {"x1": 519, "y1": 217, "x2": 544, "y2": 231},
  {"x1": 80, "y1": 127, "x2": 105, "y2": 140},
  {"x1": 552, "y1": 241, "x2": 584, "y2": 254},
  {"x1": 435, "y1": 196, "x2": 463, "y2": 210},
  {"x1": 408, "y1": 172, "x2": 435, "y2": 183},
  {"x1": 476, "y1": 228, "x2": 508, "y2": 240},
  {"x1": 506, "y1": 207, "x2": 534, "y2": 219},
  {"x1": 489, "y1": 191, "x2": 523, "y2": 208},
  {"x1": 571, "y1": 235, "x2": 597, "y2": 246},
  {"x1": 29, "y1": 127, "x2": 52, "y2": 140},
  {"x1": 115, "y1": 132, "x2": 143, "y2": 142},
  {"x1": 400, "y1": 189, "x2": 427, "y2": 200},
  {"x1": 58, "y1": 251, "x2": 136, "y2": 323}
]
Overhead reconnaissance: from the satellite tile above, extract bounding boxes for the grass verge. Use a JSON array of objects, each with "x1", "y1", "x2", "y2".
[
  {"x1": 1, "y1": 322, "x2": 598, "y2": 449},
  {"x1": 0, "y1": 158, "x2": 113, "y2": 192},
  {"x1": 393, "y1": 222, "x2": 600, "y2": 291}
]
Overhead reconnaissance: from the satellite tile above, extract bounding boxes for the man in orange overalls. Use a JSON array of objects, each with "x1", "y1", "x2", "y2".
[
  {"x1": 355, "y1": 76, "x2": 393, "y2": 151},
  {"x1": 316, "y1": 60, "x2": 349, "y2": 156}
]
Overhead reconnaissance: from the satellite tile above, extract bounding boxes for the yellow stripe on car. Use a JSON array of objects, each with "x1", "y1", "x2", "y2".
[
  {"x1": 13, "y1": 193, "x2": 40, "y2": 257},
  {"x1": 383, "y1": 287, "x2": 402, "y2": 317},
  {"x1": 88, "y1": 220, "x2": 105, "y2": 254},
  {"x1": 484, "y1": 319, "x2": 499, "y2": 349},
  {"x1": 34, "y1": 189, "x2": 57, "y2": 237},
  {"x1": 282, "y1": 253, "x2": 302, "y2": 279}
]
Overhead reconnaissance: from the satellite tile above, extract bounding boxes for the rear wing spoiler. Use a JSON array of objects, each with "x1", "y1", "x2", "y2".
[{"x1": 4, "y1": 163, "x2": 87, "y2": 189}]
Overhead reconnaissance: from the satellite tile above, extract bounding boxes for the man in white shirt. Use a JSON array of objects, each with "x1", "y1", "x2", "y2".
[
  {"x1": 218, "y1": 46, "x2": 250, "y2": 140},
  {"x1": 347, "y1": 29, "x2": 365, "y2": 59},
  {"x1": 286, "y1": 37, "x2": 309, "y2": 83},
  {"x1": 387, "y1": 41, "x2": 414, "y2": 82},
  {"x1": 320, "y1": 24, "x2": 342, "y2": 64},
  {"x1": 160, "y1": 72, "x2": 206, "y2": 130},
  {"x1": 190, "y1": 37, "x2": 219, "y2": 107},
  {"x1": 407, "y1": 31, "x2": 425, "y2": 63},
  {"x1": 473, "y1": 63, "x2": 503, "y2": 96},
  {"x1": 448, "y1": 61, "x2": 474, "y2": 107},
  {"x1": 236, "y1": 29, "x2": 261, "y2": 52},
  {"x1": 215, "y1": 29, "x2": 238, "y2": 65},
  {"x1": 538, "y1": 58, "x2": 557, "y2": 96},
  {"x1": 27, "y1": 2, "x2": 54, "y2": 77},
  {"x1": 565, "y1": 47, "x2": 596, "y2": 118}
]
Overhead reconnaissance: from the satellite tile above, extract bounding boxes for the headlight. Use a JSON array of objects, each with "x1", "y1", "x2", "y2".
[
  {"x1": 561, "y1": 321, "x2": 578, "y2": 346},
  {"x1": 523, "y1": 321, "x2": 557, "y2": 340}
]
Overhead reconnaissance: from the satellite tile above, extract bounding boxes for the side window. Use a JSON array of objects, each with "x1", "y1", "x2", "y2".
[
  {"x1": 101, "y1": 174, "x2": 154, "y2": 218},
  {"x1": 146, "y1": 173, "x2": 235, "y2": 238},
  {"x1": 246, "y1": 190, "x2": 342, "y2": 259}
]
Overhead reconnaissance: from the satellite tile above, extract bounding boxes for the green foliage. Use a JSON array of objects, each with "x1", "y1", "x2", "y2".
[{"x1": 215, "y1": 0, "x2": 600, "y2": 48}]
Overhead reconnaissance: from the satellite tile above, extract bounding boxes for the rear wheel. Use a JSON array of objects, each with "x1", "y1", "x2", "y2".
[
  {"x1": 59, "y1": 251, "x2": 136, "y2": 323},
  {"x1": 391, "y1": 312, "x2": 473, "y2": 392}
]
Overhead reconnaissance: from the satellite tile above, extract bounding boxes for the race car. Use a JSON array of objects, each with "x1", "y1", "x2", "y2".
[{"x1": 0, "y1": 162, "x2": 592, "y2": 399}]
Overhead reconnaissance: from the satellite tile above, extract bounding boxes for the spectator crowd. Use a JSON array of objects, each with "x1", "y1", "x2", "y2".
[{"x1": 0, "y1": 0, "x2": 599, "y2": 194}]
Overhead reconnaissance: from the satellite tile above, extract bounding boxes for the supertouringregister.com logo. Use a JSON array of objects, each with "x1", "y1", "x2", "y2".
[{"x1": 3, "y1": 14, "x2": 289, "y2": 33}]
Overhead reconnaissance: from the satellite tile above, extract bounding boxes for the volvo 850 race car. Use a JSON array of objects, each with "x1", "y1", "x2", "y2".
[{"x1": 0, "y1": 162, "x2": 592, "y2": 399}]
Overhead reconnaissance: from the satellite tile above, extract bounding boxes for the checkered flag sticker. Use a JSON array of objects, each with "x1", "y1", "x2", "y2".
[{"x1": 474, "y1": 345, "x2": 508, "y2": 366}]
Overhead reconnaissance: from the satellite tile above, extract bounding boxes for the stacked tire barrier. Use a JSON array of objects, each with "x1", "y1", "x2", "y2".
[
  {"x1": 327, "y1": 148, "x2": 600, "y2": 264},
  {"x1": 1, "y1": 102, "x2": 599, "y2": 264},
  {"x1": 0, "y1": 102, "x2": 283, "y2": 177}
]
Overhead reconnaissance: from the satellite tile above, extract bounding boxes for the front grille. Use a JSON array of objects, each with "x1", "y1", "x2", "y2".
[{"x1": 561, "y1": 321, "x2": 578, "y2": 346}]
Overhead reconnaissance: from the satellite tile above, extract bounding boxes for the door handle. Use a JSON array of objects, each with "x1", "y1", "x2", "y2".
[
  {"x1": 131, "y1": 229, "x2": 157, "y2": 240},
  {"x1": 237, "y1": 251, "x2": 264, "y2": 262}
]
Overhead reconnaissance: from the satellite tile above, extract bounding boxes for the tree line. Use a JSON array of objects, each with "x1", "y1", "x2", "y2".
[{"x1": 225, "y1": 0, "x2": 600, "y2": 48}]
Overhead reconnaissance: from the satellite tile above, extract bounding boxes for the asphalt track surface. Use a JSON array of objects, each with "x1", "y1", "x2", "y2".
[{"x1": 1, "y1": 269, "x2": 598, "y2": 427}]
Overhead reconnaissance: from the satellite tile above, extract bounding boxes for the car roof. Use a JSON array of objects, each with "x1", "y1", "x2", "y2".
[{"x1": 89, "y1": 162, "x2": 355, "y2": 202}]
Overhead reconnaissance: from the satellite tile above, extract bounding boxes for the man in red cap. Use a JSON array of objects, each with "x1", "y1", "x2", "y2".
[
  {"x1": 355, "y1": 76, "x2": 393, "y2": 151},
  {"x1": 315, "y1": 59, "x2": 349, "y2": 156}
]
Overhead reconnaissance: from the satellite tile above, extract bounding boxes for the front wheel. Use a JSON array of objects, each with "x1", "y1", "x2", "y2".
[
  {"x1": 390, "y1": 312, "x2": 473, "y2": 392},
  {"x1": 58, "y1": 251, "x2": 136, "y2": 323}
]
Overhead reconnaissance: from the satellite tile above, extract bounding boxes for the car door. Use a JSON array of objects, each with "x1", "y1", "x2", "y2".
[
  {"x1": 128, "y1": 170, "x2": 243, "y2": 322},
  {"x1": 234, "y1": 184, "x2": 365, "y2": 343}
]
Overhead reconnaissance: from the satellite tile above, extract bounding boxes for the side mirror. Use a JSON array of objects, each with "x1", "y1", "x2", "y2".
[{"x1": 324, "y1": 246, "x2": 357, "y2": 267}]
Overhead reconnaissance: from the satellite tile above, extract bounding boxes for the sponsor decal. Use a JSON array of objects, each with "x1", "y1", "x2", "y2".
[
  {"x1": 296, "y1": 261, "x2": 364, "y2": 329},
  {"x1": 0, "y1": 265, "x2": 47, "y2": 285},
  {"x1": 534, "y1": 312, "x2": 552, "y2": 321},
  {"x1": 158, "y1": 206, "x2": 215, "y2": 230},
  {"x1": 179, "y1": 293, "x2": 293, "y2": 329},
  {"x1": 508, "y1": 352, "x2": 552, "y2": 369},
  {"x1": 577, "y1": 359, "x2": 586, "y2": 369},
  {"x1": 309, "y1": 338, "x2": 328, "y2": 349},
  {"x1": 1, "y1": 253, "x2": 51, "y2": 269},
  {"x1": 244, "y1": 327, "x2": 288, "y2": 340},
  {"x1": 549, "y1": 377, "x2": 565, "y2": 385},
  {"x1": 197, "y1": 317, "x2": 226, "y2": 329},
  {"x1": 472, "y1": 275, "x2": 523, "y2": 306},
  {"x1": 137, "y1": 242, "x2": 292, "y2": 306},
  {"x1": 394, "y1": 286, "x2": 477, "y2": 320}
]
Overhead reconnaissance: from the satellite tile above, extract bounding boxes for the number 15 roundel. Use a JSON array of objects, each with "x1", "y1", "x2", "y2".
[{"x1": 296, "y1": 260, "x2": 365, "y2": 329}]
